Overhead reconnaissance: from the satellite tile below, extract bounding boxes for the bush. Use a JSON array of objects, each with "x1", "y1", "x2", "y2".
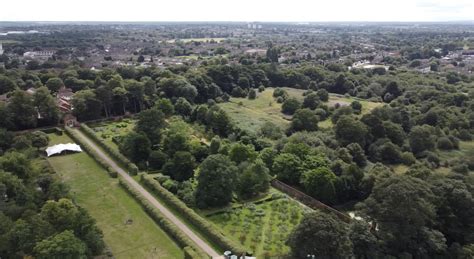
[
  {"x1": 400, "y1": 152, "x2": 416, "y2": 166},
  {"x1": 118, "y1": 178, "x2": 209, "y2": 258},
  {"x1": 437, "y1": 137, "x2": 454, "y2": 150},
  {"x1": 140, "y1": 175, "x2": 247, "y2": 255}
]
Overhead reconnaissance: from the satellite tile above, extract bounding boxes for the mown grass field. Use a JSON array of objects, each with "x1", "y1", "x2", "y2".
[
  {"x1": 219, "y1": 87, "x2": 383, "y2": 133},
  {"x1": 47, "y1": 134, "x2": 183, "y2": 259},
  {"x1": 207, "y1": 193, "x2": 308, "y2": 258}
]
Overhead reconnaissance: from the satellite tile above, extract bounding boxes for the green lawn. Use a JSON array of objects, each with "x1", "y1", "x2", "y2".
[
  {"x1": 206, "y1": 194, "x2": 309, "y2": 258},
  {"x1": 47, "y1": 134, "x2": 183, "y2": 259}
]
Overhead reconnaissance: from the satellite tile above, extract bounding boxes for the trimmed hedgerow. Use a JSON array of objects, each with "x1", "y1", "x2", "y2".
[
  {"x1": 140, "y1": 175, "x2": 247, "y2": 255},
  {"x1": 118, "y1": 178, "x2": 209, "y2": 258},
  {"x1": 184, "y1": 246, "x2": 204, "y2": 259},
  {"x1": 79, "y1": 124, "x2": 139, "y2": 174}
]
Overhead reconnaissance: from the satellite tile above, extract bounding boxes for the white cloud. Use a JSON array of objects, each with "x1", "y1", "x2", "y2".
[{"x1": 0, "y1": 0, "x2": 473, "y2": 22}]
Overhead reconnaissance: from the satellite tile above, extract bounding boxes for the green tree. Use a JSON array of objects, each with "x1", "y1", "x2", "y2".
[
  {"x1": 162, "y1": 131, "x2": 190, "y2": 156},
  {"x1": 291, "y1": 108, "x2": 319, "y2": 132},
  {"x1": 236, "y1": 159, "x2": 271, "y2": 200},
  {"x1": 303, "y1": 92, "x2": 320, "y2": 110},
  {"x1": 316, "y1": 89, "x2": 329, "y2": 102},
  {"x1": 228, "y1": 143, "x2": 257, "y2": 164},
  {"x1": 71, "y1": 90, "x2": 102, "y2": 121},
  {"x1": 33, "y1": 86, "x2": 59, "y2": 125},
  {"x1": 45, "y1": 77, "x2": 64, "y2": 92},
  {"x1": 155, "y1": 98, "x2": 174, "y2": 117},
  {"x1": 335, "y1": 115, "x2": 368, "y2": 147},
  {"x1": 0, "y1": 75, "x2": 17, "y2": 94},
  {"x1": 272, "y1": 153, "x2": 302, "y2": 185},
  {"x1": 282, "y1": 97, "x2": 301, "y2": 115},
  {"x1": 266, "y1": 47, "x2": 280, "y2": 63},
  {"x1": 135, "y1": 108, "x2": 166, "y2": 144},
  {"x1": 301, "y1": 167, "x2": 337, "y2": 204},
  {"x1": 8, "y1": 90, "x2": 37, "y2": 129},
  {"x1": 119, "y1": 132, "x2": 151, "y2": 163},
  {"x1": 174, "y1": 97, "x2": 192, "y2": 117},
  {"x1": 31, "y1": 131, "x2": 49, "y2": 150},
  {"x1": 409, "y1": 125, "x2": 436, "y2": 154},
  {"x1": 360, "y1": 175, "x2": 443, "y2": 257},
  {"x1": 34, "y1": 230, "x2": 86, "y2": 259},
  {"x1": 148, "y1": 150, "x2": 168, "y2": 170},
  {"x1": 349, "y1": 220, "x2": 381, "y2": 259},
  {"x1": 195, "y1": 154, "x2": 238, "y2": 208},
  {"x1": 162, "y1": 151, "x2": 196, "y2": 181},
  {"x1": 287, "y1": 211, "x2": 353, "y2": 258}
]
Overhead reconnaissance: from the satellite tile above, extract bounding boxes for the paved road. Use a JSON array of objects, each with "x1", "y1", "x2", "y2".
[{"x1": 73, "y1": 129, "x2": 222, "y2": 258}]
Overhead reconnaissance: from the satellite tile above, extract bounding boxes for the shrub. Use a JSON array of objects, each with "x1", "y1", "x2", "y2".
[
  {"x1": 437, "y1": 137, "x2": 454, "y2": 150},
  {"x1": 400, "y1": 152, "x2": 416, "y2": 166}
]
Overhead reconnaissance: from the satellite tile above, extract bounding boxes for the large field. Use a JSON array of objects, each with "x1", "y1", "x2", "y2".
[
  {"x1": 219, "y1": 87, "x2": 383, "y2": 133},
  {"x1": 218, "y1": 89, "x2": 291, "y2": 134},
  {"x1": 206, "y1": 191, "x2": 309, "y2": 258},
  {"x1": 47, "y1": 134, "x2": 183, "y2": 259}
]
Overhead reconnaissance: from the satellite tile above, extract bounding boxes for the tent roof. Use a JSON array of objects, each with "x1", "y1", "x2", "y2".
[{"x1": 46, "y1": 143, "x2": 82, "y2": 157}]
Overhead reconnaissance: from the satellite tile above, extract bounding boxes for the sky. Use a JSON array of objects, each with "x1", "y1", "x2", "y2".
[{"x1": 1, "y1": 0, "x2": 473, "y2": 22}]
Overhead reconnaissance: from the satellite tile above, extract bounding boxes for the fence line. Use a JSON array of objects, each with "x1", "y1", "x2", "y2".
[{"x1": 271, "y1": 179, "x2": 351, "y2": 223}]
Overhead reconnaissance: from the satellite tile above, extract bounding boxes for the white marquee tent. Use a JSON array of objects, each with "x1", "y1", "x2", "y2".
[{"x1": 45, "y1": 143, "x2": 82, "y2": 157}]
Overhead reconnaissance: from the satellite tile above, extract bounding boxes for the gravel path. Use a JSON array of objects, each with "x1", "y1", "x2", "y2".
[{"x1": 73, "y1": 128, "x2": 222, "y2": 258}]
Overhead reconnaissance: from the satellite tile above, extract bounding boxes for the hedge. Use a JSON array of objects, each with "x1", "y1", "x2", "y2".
[
  {"x1": 79, "y1": 124, "x2": 138, "y2": 174},
  {"x1": 118, "y1": 178, "x2": 209, "y2": 258},
  {"x1": 183, "y1": 246, "x2": 203, "y2": 259},
  {"x1": 140, "y1": 175, "x2": 247, "y2": 256},
  {"x1": 65, "y1": 127, "x2": 117, "y2": 178}
]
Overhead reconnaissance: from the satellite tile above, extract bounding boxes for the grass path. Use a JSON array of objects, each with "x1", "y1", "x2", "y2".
[{"x1": 47, "y1": 134, "x2": 183, "y2": 259}]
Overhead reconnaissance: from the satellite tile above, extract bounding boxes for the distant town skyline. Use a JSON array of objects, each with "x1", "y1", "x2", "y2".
[{"x1": 1, "y1": 0, "x2": 473, "y2": 22}]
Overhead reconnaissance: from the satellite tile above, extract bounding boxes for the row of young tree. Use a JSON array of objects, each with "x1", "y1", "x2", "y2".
[{"x1": 0, "y1": 130, "x2": 105, "y2": 258}]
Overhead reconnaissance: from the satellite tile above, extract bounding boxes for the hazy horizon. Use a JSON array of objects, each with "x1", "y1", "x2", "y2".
[{"x1": 1, "y1": 0, "x2": 473, "y2": 22}]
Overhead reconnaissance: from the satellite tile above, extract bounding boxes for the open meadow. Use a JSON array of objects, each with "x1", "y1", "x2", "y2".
[
  {"x1": 47, "y1": 134, "x2": 183, "y2": 259},
  {"x1": 219, "y1": 87, "x2": 384, "y2": 133}
]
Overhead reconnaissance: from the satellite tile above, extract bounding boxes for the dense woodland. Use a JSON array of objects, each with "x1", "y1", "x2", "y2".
[{"x1": 0, "y1": 23, "x2": 474, "y2": 258}]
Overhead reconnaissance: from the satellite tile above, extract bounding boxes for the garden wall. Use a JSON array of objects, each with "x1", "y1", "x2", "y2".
[{"x1": 271, "y1": 179, "x2": 351, "y2": 223}]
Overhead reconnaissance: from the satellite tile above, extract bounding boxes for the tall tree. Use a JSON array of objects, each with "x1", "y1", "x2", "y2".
[
  {"x1": 33, "y1": 86, "x2": 59, "y2": 125},
  {"x1": 287, "y1": 211, "x2": 353, "y2": 258},
  {"x1": 195, "y1": 155, "x2": 238, "y2": 208},
  {"x1": 8, "y1": 90, "x2": 37, "y2": 129},
  {"x1": 135, "y1": 108, "x2": 166, "y2": 144}
]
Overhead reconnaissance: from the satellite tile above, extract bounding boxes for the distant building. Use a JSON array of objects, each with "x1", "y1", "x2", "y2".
[
  {"x1": 57, "y1": 87, "x2": 74, "y2": 113},
  {"x1": 23, "y1": 50, "x2": 54, "y2": 59},
  {"x1": 0, "y1": 43, "x2": 3, "y2": 55}
]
